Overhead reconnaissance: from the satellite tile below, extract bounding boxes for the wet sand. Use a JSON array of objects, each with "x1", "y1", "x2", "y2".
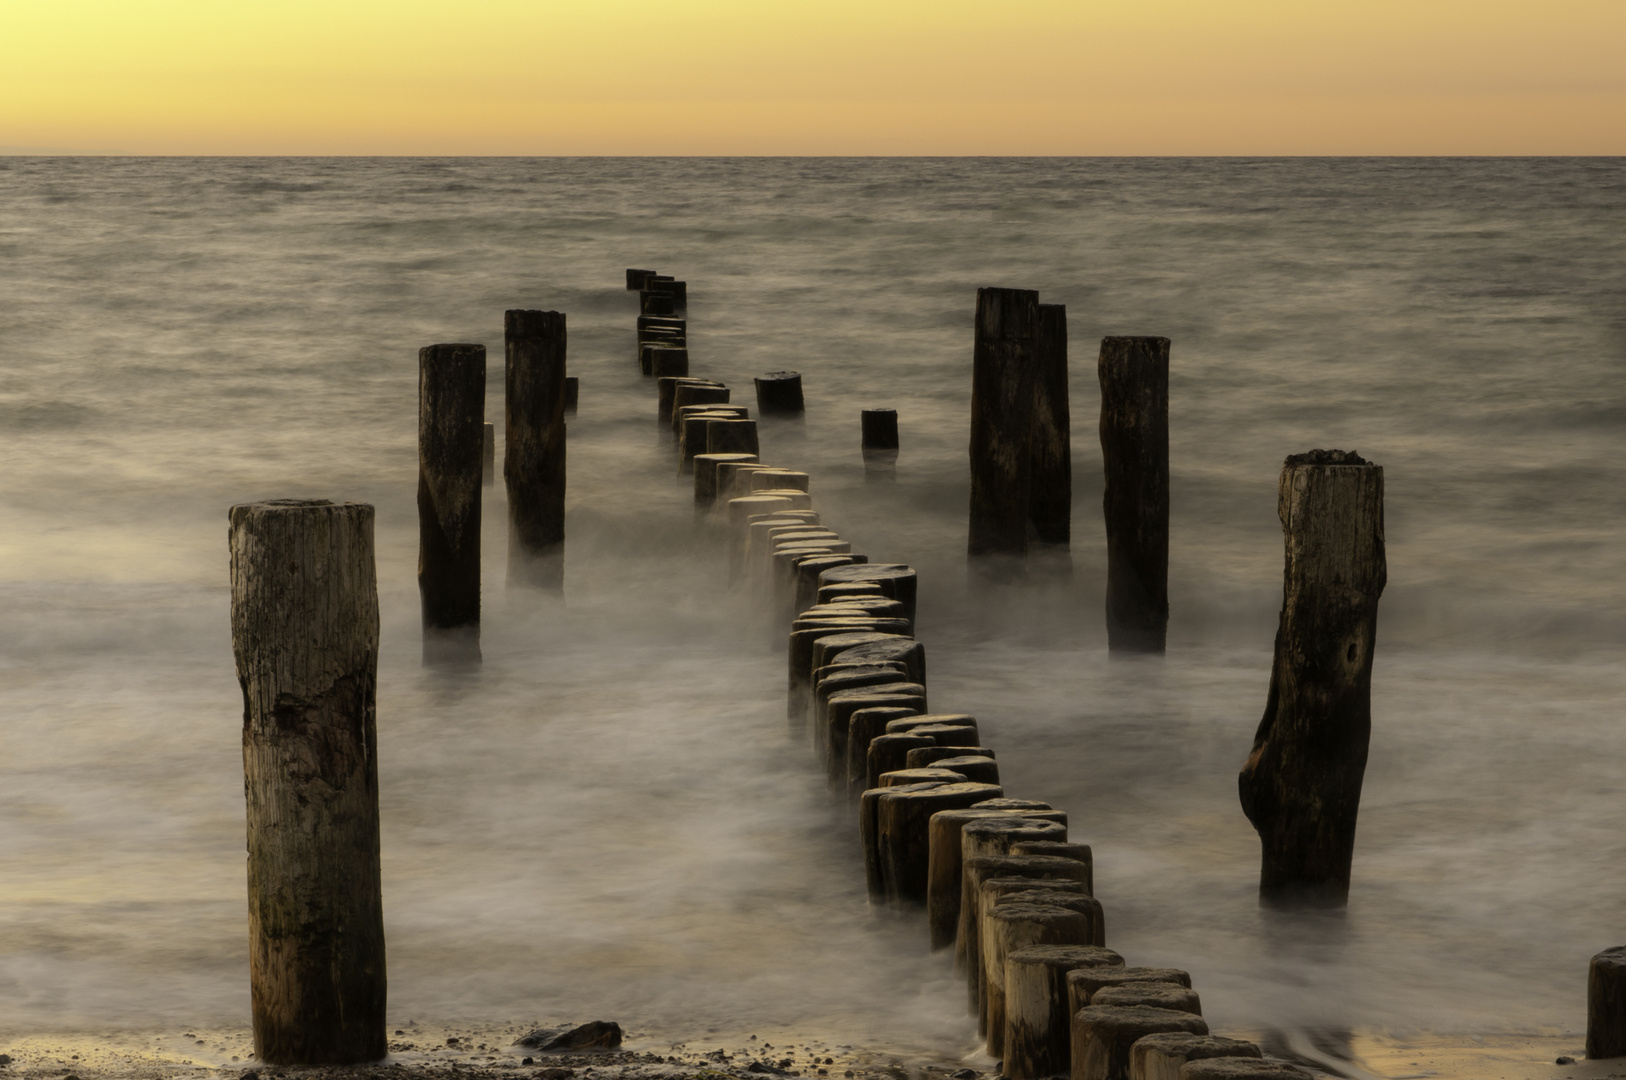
[{"x1": 4, "y1": 1024, "x2": 1624, "y2": 1080}]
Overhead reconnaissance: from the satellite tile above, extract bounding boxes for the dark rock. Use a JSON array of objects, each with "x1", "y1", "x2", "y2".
[
  {"x1": 1556, "y1": 1056, "x2": 1575, "y2": 1065},
  {"x1": 540, "y1": 1070, "x2": 574, "y2": 1080},
  {"x1": 516, "y1": 1022, "x2": 623, "y2": 1051},
  {"x1": 749, "y1": 1063, "x2": 788, "y2": 1076},
  {"x1": 0, "y1": 1055, "x2": 11, "y2": 1067},
  {"x1": 949, "y1": 1071, "x2": 976, "y2": 1079},
  {"x1": 522, "y1": 1058, "x2": 535, "y2": 1066}
]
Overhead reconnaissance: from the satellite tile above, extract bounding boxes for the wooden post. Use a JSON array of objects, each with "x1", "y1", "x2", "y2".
[
  {"x1": 981, "y1": 903, "x2": 1091, "y2": 1057},
  {"x1": 563, "y1": 376, "x2": 578, "y2": 415},
  {"x1": 1129, "y1": 1034, "x2": 1263, "y2": 1080},
  {"x1": 229, "y1": 499, "x2": 386, "y2": 1065},
  {"x1": 926, "y1": 805, "x2": 1063, "y2": 953},
  {"x1": 845, "y1": 705, "x2": 922, "y2": 790},
  {"x1": 958, "y1": 855, "x2": 1091, "y2": 1006},
  {"x1": 694, "y1": 452, "x2": 758, "y2": 507},
  {"x1": 481, "y1": 423, "x2": 495, "y2": 487},
  {"x1": 1066, "y1": 965, "x2": 1192, "y2": 1016},
  {"x1": 418, "y1": 343, "x2": 484, "y2": 657},
  {"x1": 861, "y1": 408, "x2": 899, "y2": 450},
  {"x1": 905, "y1": 745, "x2": 992, "y2": 769},
  {"x1": 640, "y1": 291, "x2": 675, "y2": 316},
  {"x1": 1098, "y1": 335, "x2": 1169, "y2": 652},
  {"x1": 817, "y1": 564, "x2": 918, "y2": 627},
  {"x1": 1238, "y1": 449, "x2": 1386, "y2": 907},
  {"x1": 755, "y1": 371, "x2": 804, "y2": 415},
  {"x1": 671, "y1": 384, "x2": 732, "y2": 431},
  {"x1": 626, "y1": 268, "x2": 657, "y2": 290},
  {"x1": 707, "y1": 418, "x2": 760, "y2": 457},
  {"x1": 504, "y1": 310, "x2": 566, "y2": 592},
  {"x1": 649, "y1": 347, "x2": 689, "y2": 378},
  {"x1": 1030, "y1": 304, "x2": 1070, "y2": 547},
  {"x1": 658, "y1": 377, "x2": 719, "y2": 426},
  {"x1": 1590, "y1": 946, "x2": 1626, "y2": 1059},
  {"x1": 861, "y1": 781, "x2": 944, "y2": 903},
  {"x1": 1091, "y1": 983, "x2": 1200, "y2": 1013},
  {"x1": 1070, "y1": 1005, "x2": 1208, "y2": 1080},
  {"x1": 877, "y1": 782, "x2": 1004, "y2": 904},
  {"x1": 1001, "y1": 945, "x2": 1123, "y2": 1080},
  {"x1": 1010, "y1": 840, "x2": 1093, "y2": 895},
  {"x1": 969, "y1": 287, "x2": 1039, "y2": 560}
]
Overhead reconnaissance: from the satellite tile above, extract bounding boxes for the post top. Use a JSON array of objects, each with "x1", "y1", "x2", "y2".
[
  {"x1": 1285, "y1": 448, "x2": 1374, "y2": 467},
  {"x1": 230, "y1": 498, "x2": 372, "y2": 514}
]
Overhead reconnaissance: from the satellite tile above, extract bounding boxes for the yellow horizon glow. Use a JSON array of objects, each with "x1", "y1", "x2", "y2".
[{"x1": 2, "y1": 0, "x2": 1623, "y2": 155}]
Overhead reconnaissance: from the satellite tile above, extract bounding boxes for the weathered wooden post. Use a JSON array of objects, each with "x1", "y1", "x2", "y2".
[
  {"x1": 1238, "y1": 449, "x2": 1385, "y2": 907},
  {"x1": 969, "y1": 287, "x2": 1039, "y2": 560},
  {"x1": 640, "y1": 290, "x2": 675, "y2": 316},
  {"x1": 1031, "y1": 304, "x2": 1070, "y2": 546},
  {"x1": 862, "y1": 408, "x2": 899, "y2": 481},
  {"x1": 563, "y1": 376, "x2": 578, "y2": 415},
  {"x1": 755, "y1": 371, "x2": 804, "y2": 415},
  {"x1": 481, "y1": 423, "x2": 495, "y2": 487},
  {"x1": 418, "y1": 343, "x2": 484, "y2": 658},
  {"x1": 1098, "y1": 335, "x2": 1169, "y2": 651},
  {"x1": 626, "y1": 268, "x2": 657, "y2": 290},
  {"x1": 229, "y1": 499, "x2": 386, "y2": 1065},
  {"x1": 504, "y1": 311, "x2": 566, "y2": 592},
  {"x1": 1071, "y1": 1006, "x2": 1208, "y2": 1080},
  {"x1": 1590, "y1": 946, "x2": 1626, "y2": 1059},
  {"x1": 1001, "y1": 945, "x2": 1122, "y2": 1080}
]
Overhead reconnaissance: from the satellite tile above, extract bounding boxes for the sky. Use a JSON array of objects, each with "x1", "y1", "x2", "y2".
[{"x1": 2, "y1": 0, "x2": 1624, "y2": 155}]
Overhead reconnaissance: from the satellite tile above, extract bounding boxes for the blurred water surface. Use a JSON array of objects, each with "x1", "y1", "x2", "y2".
[{"x1": 1, "y1": 157, "x2": 1623, "y2": 1047}]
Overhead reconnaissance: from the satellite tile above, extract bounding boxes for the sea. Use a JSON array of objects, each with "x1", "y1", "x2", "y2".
[{"x1": 1, "y1": 157, "x2": 1623, "y2": 1067}]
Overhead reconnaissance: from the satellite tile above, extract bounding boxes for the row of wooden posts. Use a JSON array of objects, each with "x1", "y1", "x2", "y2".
[
  {"x1": 667, "y1": 293, "x2": 1305, "y2": 1080},
  {"x1": 221, "y1": 272, "x2": 1626, "y2": 1069}
]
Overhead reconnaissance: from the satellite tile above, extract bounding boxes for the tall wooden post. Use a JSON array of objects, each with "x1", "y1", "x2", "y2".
[
  {"x1": 1098, "y1": 336, "x2": 1169, "y2": 651},
  {"x1": 1030, "y1": 304, "x2": 1070, "y2": 547},
  {"x1": 504, "y1": 310, "x2": 566, "y2": 591},
  {"x1": 968, "y1": 288, "x2": 1039, "y2": 559},
  {"x1": 1588, "y1": 946, "x2": 1626, "y2": 1059},
  {"x1": 1238, "y1": 450, "x2": 1385, "y2": 907},
  {"x1": 229, "y1": 499, "x2": 386, "y2": 1065},
  {"x1": 419, "y1": 343, "x2": 484, "y2": 658}
]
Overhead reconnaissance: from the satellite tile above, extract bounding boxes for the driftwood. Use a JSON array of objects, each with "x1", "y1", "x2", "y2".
[
  {"x1": 1128, "y1": 1033, "x2": 1261, "y2": 1080},
  {"x1": 504, "y1": 311, "x2": 567, "y2": 590},
  {"x1": 1098, "y1": 335, "x2": 1170, "y2": 651},
  {"x1": 418, "y1": 343, "x2": 484, "y2": 658},
  {"x1": 230, "y1": 500, "x2": 386, "y2": 1064},
  {"x1": 877, "y1": 782, "x2": 1004, "y2": 904},
  {"x1": 1238, "y1": 449, "x2": 1386, "y2": 907},
  {"x1": 1070, "y1": 1005, "x2": 1207, "y2": 1080},
  {"x1": 1001, "y1": 944, "x2": 1122, "y2": 1080},
  {"x1": 1590, "y1": 946, "x2": 1626, "y2": 1059}
]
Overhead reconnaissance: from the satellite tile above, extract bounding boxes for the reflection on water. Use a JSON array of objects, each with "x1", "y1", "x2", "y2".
[{"x1": 1, "y1": 158, "x2": 1624, "y2": 1052}]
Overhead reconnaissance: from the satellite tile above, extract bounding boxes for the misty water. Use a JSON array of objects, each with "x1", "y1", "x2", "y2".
[{"x1": 1, "y1": 158, "x2": 1623, "y2": 1059}]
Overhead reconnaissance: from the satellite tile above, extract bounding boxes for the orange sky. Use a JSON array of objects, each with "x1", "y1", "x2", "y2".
[{"x1": 2, "y1": 0, "x2": 1623, "y2": 155}]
